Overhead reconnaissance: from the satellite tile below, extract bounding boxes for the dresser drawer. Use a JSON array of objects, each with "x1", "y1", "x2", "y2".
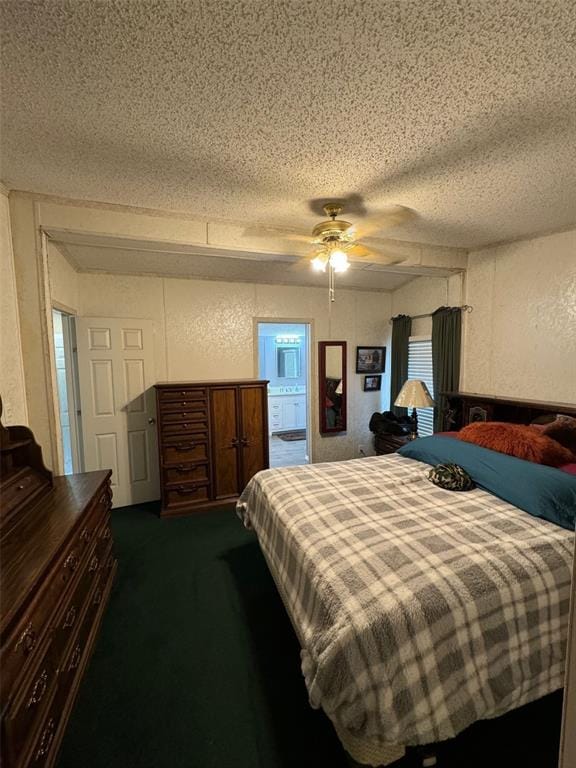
[
  {"x1": 164, "y1": 463, "x2": 209, "y2": 485},
  {"x1": 160, "y1": 407, "x2": 207, "y2": 423},
  {"x1": 0, "y1": 502, "x2": 108, "y2": 696},
  {"x1": 162, "y1": 440, "x2": 208, "y2": 465},
  {"x1": 161, "y1": 416, "x2": 208, "y2": 435},
  {"x1": 158, "y1": 388, "x2": 206, "y2": 402},
  {"x1": 50, "y1": 533, "x2": 108, "y2": 664},
  {"x1": 165, "y1": 482, "x2": 210, "y2": 508},
  {"x1": 20, "y1": 562, "x2": 114, "y2": 768},
  {"x1": 2, "y1": 638, "x2": 59, "y2": 767}
]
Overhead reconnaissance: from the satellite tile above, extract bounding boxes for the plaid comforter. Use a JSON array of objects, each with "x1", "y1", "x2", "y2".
[{"x1": 237, "y1": 454, "x2": 574, "y2": 747}]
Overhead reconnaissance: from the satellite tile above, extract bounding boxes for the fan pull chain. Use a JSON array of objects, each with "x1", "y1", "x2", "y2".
[{"x1": 329, "y1": 263, "x2": 335, "y2": 303}]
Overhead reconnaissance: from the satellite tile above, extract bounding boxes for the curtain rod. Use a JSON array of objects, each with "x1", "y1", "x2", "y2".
[{"x1": 390, "y1": 305, "x2": 473, "y2": 323}]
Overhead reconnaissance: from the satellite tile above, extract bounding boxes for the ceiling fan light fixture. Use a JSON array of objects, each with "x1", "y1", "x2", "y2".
[
  {"x1": 311, "y1": 255, "x2": 328, "y2": 272},
  {"x1": 329, "y1": 249, "x2": 349, "y2": 273}
]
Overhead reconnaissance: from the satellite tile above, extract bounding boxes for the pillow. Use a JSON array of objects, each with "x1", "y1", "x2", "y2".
[
  {"x1": 542, "y1": 415, "x2": 576, "y2": 455},
  {"x1": 399, "y1": 436, "x2": 576, "y2": 530},
  {"x1": 559, "y1": 463, "x2": 576, "y2": 476},
  {"x1": 458, "y1": 421, "x2": 575, "y2": 467},
  {"x1": 428, "y1": 463, "x2": 475, "y2": 491}
]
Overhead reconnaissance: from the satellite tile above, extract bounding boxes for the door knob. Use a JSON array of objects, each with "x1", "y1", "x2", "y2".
[{"x1": 148, "y1": 417, "x2": 156, "y2": 424}]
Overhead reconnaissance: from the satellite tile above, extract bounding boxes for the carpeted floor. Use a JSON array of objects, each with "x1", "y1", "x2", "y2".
[{"x1": 57, "y1": 504, "x2": 564, "y2": 768}]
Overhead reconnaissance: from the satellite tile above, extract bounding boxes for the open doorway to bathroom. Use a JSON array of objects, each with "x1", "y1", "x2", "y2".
[
  {"x1": 257, "y1": 321, "x2": 310, "y2": 468},
  {"x1": 52, "y1": 309, "x2": 83, "y2": 474}
]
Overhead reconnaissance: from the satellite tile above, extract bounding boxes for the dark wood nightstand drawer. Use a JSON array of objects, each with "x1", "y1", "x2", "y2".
[{"x1": 374, "y1": 435, "x2": 411, "y2": 455}]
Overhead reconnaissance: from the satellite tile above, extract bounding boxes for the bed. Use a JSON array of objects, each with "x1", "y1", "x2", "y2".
[{"x1": 236, "y1": 437, "x2": 575, "y2": 766}]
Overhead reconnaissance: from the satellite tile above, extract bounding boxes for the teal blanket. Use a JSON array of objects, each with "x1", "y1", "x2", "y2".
[{"x1": 398, "y1": 436, "x2": 576, "y2": 531}]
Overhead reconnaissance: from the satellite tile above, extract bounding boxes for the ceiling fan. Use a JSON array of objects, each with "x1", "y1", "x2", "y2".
[
  {"x1": 261, "y1": 201, "x2": 414, "y2": 300},
  {"x1": 289, "y1": 202, "x2": 413, "y2": 275},
  {"x1": 247, "y1": 198, "x2": 414, "y2": 300}
]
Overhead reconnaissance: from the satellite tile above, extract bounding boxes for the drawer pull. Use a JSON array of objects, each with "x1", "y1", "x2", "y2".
[
  {"x1": 102, "y1": 527, "x2": 112, "y2": 540},
  {"x1": 69, "y1": 644, "x2": 82, "y2": 671},
  {"x1": 15, "y1": 622, "x2": 36, "y2": 654},
  {"x1": 175, "y1": 442, "x2": 195, "y2": 451},
  {"x1": 182, "y1": 401, "x2": 187, "y2": 405},
  {"x1": 177, "y1": 486, "x2": 198, "y2": 495},
  {"x1": 63, "y1": 606, "x2": 77, "y2": 629},
  {"x1": 35, "y1": 718, "x2": 55, "y2": 760},
  {"x1": 176, "y1": 465, "x2": 189, "y2": 474},
  {"x1": 27, "y1": 669, "x2": 48, "y2": 708},
  {"x1": 80, "y1": 527, "x2": 91, "y2": 542},
  {"x1": 88, "y1": 555, "x2": 100, "y2": 573},
  {"x1": 64, "y1": 552, "x2": 79, "y2": 573},
  {"x1": 93, "y1": 588, "x2": 103, "y2": 606}
]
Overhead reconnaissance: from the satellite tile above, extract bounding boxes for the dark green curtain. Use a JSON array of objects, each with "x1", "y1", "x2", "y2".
[
  {"x1": 431, "y1": 307, "x2": 462, "y2": 431},
  {"x1": 390, "y1": 314, "x2": 412, "y2": 416}
]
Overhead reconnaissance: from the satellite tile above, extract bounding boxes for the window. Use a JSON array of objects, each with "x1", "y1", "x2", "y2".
[{"x1": 407, "y1": 336, "x2": 434, "y2": 436}]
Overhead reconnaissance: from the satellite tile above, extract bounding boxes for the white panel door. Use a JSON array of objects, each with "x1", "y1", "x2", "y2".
[{"x1": 76, "y1": 317, "x2": 159, "y2": 508}]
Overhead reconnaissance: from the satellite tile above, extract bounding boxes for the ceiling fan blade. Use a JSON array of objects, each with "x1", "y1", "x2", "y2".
[
  {"x1": 346, "y1": 205, "x2": 414, "y2": 239},
  {"x1": 345, "y1": 243, "x2": 407, "y2": 266},
  {"x1": 344, "y1": 243, "x2": 372, "y2": 258}
]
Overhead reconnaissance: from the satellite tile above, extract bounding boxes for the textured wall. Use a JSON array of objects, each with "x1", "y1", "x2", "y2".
[
  {"x1": 391, "y1": 274, "x2": 463, "y2": 336},
  {"x1": 48, "y1": 242, "x2": 79, "y2": 311},
  {"x1": 0, "y1": 190, "x2": 28, "y2": 425},
  {"x1": 462, "y1": 229, "x2": 576, "y2": 402},
  {"x1": 10, "y1": 193, "x2": 58, "y2": 466},
  {"x1": 78, "y1": 273, "x2": 392, "y2": 463}
]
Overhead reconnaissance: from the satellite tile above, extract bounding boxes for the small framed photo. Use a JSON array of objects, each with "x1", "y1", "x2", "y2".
[
  {"x1": 356, "y1": 346, "x2": 386, "y2": 373},
  {"x1": 363, "y1": 374, "x2": 382, "y2": 392}
]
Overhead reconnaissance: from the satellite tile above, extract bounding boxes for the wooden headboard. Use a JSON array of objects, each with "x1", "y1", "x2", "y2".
[{"x1": 443, "y1": 392, "x2": 576, "y2": 431}]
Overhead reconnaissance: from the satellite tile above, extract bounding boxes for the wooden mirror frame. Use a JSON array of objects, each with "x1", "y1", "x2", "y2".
[{"x1": 318, "y1": 341, "x2": 347, "y2": 434}]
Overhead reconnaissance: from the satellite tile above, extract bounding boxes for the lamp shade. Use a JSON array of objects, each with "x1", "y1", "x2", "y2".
[{"x1": 394, "y1": 379, "x2": 434, "y2": 408}]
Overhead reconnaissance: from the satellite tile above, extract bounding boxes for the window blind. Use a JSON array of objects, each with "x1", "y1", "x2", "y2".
[{"x1": 407, "y1": 337, "x2": 434, "y2": 437}]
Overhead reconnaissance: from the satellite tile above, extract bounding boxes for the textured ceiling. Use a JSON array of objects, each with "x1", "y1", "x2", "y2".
[{"x1": 2, "y1": 0, "x2": 576, "y2": 248}]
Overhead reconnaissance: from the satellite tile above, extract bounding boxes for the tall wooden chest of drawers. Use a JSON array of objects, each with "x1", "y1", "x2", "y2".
[
  {"x1": 155, "y1": 380, "x2": 269, "y2": 517},
  {"x1": 1, "y1": 405, "x2": 117, "y2": 768}
]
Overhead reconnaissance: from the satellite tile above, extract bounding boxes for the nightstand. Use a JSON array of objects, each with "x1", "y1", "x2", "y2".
[{"x1": 374, "y1": 434, "x2": 411, "y2": 455}]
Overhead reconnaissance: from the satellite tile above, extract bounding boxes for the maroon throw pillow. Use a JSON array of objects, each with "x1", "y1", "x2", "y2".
[
  {"x1": 542, "y1": 416, "x2": 576, "y2": 455},
  {"x1": 559, "y1": 463, "x2": 576, "y2": 476},
  {"x1": 458, "y1": 421, "x2": 575, "y2": 467}
]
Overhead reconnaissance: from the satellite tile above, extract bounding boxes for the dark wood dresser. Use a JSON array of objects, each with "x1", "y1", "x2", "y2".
[
  {"x1": 155, "y1": 380, "x2": 269, "y2": 517},
  {"x1": 1, "y1": 406, "x2": 117, "y2": 768}
]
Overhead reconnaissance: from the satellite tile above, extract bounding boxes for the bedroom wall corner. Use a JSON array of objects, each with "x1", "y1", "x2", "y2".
[
  {"x1": 461, "y1": 228, "x2": 576, "y2": 403},
  {"x1": 0, "y1": 187, "x2": 28, "y2": 426},
  {"x1": 390, "y1": 274, "x2": 464, "y2": 337}
]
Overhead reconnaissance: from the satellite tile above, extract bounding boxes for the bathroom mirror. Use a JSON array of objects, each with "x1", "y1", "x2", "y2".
[
  {"x1": 277, "y1": 346, "x2": 301, "y2": 378},
  {"x1": 318, "y1": 341, "x2": 347, "y2": 434}
]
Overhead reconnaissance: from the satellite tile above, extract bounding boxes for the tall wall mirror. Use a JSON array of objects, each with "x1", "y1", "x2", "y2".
[{"x1": 318, "y1": 341, "x2": 347, "y2": 434}]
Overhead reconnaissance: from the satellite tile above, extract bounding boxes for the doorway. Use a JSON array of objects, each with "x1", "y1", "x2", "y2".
[
  {"x1": 52, "y1": 309, "x2": 83, "y2": 474},
  {"x1": 257, "y1": 321, "x2": 311, "y2": 468}
]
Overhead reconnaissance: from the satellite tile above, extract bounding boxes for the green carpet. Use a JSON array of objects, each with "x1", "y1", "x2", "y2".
[{"x1": 57, "y1": 504, "x2": 563, "y2": 768}]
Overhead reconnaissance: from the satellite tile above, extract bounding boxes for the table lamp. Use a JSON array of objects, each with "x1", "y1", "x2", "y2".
[{"x1": 394, "y1": 379, "x2": 435, "y2": 439}]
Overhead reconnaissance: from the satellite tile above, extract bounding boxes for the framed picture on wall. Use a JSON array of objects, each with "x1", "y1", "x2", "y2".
[
  {"x1": 363, "y1": 375, "x2": 382, "y2": 392},
  {"x1": 356, "y1": 346, "x2": 386, "y2": 373}
]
